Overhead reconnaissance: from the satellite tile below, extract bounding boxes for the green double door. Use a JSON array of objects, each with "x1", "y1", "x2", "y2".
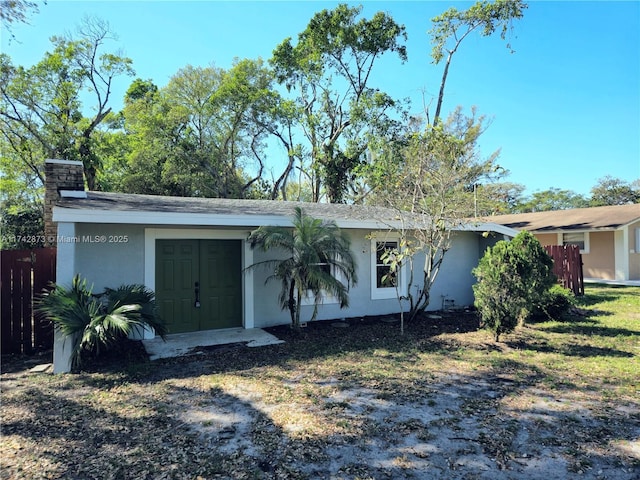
[{"x1": 156, "y1": 239, "x2": 242, "y2": 334}]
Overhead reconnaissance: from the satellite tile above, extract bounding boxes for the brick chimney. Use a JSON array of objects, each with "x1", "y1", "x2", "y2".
[{"x1": 44, "y1": 160, "x2": 85, "y2": 246}]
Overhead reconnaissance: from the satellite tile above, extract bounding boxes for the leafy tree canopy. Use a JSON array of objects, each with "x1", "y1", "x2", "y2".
[
  {"x1": 271, "y1": 3, "x2": 408, "y2": 203},
  {"x1": 589, "y1": 176, "x2": 639, "y2": 206},
  {"x1": 428, "y1": 0, "x2": 527, "y2": 125},
  {"x1": 513, "y1": 187, "x2": 589, "y2": 213},
  {"x1": 0, "y1": 16, "x2": 134, "y2": 190}
]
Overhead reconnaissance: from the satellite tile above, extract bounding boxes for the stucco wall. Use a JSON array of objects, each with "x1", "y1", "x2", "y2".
[
  {"x1": 425, "y1": 231, "x2": 482, "y2": 310},
  {"x1": 74, "y1": 224, "x2": 146, "y2": 291},
  {"x1": 533, "y1": 233, "x2": 557, "y2": 247},
  {"x1": 68, "y1": 224, "x2": 487, "y2": 331},
  {"x1": 583, "y1": 231, "x2": 615, "y2": 280},
  {"x1": 251, "y1": 229, "x2": 405, "y2": 327}
]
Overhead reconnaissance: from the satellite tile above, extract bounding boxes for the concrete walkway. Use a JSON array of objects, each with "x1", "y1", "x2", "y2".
[
  {"x1": 142, "y1": 328, "x2": 285, "y2": 361},
  {"x1": 584, "y1": 278, "x2": 640, "y2": 287}
]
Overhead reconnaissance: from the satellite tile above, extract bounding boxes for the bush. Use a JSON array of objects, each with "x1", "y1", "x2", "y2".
[
  {"x1": 532, "y1": 284, "x2": 575, "y2": 320},
  {"x1": 37, "y1": 275, "x2": 166, "y2": 371},
  {"x1": 473, "y1": 231, "x2": 556, "y2": 341}
]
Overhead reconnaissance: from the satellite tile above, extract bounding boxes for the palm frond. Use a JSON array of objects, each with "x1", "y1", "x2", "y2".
[
  {"x1": 247, "y1": 207, "x2": 357, "y2": 328},
  {"x1": 36, "y1": 275, "x2": 167, "y2": 370}
]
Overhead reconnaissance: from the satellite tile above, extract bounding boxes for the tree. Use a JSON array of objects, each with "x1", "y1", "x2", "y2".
[
  {"x1": 0, "y1": 17, "x2": 134, "y2": 191},
  {"x1": 1, "y1": 0, "x2": 42, "y2": 42},
  {"x1": 121, "y1": 60, "x2": 285, "y2": 199},
  {"x1": 589, "y1": 176, "x2": 640, "y2": 206},
  {"x1": 472, "y1": 181, "x2": 526, "y2": 216},
  {"x1": 271, "y1": 4, "x2": 407, "y2": 203},
  {"x1": 366, "y1": 107, "x2": 504, "y2": 322},
  {"x1": 248, "y1": 207, "x2": 357, "y2": 329},
  {"x1": 514, "y1": 188, "x2": 589, "y2": 212},
  {"x1": 428, "y1": 0, "x2": 527, "y2": 126},
  {"x1": 473, "y1": 231, "x2": 555, "y2": 341}
]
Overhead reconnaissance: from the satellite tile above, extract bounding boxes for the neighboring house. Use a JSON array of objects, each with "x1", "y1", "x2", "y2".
[
  {"x1": 45, "y1": 160, "x2": 516, "y2": 372},
  {"x1": 487, "y1": 204, "x2": 640, "y2": 282}
]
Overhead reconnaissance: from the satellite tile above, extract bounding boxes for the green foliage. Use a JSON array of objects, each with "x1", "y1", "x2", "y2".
[
  {"x1": 430, "y1": 0, "x2": 527, "y2": 63},
  {"x1": 589, "y1": 176, "x2": 640, "y2": 206},
  {"x1": 473, "y1": 231, "x2": 555, "y2": 341},
  {"x1": 271, "y1": 3, "x2": 407, "y2": 203},
  {"x1": 36, "y1": 275, "x2": 166, "y2": 371},
  {"x1": 248, "y1": 207, "x2": 357, "y2": 329},
  {"x1": 513, "y1": 187, "x2": 589, "y2": 213},
  {"x1": 532, "y1": 284, "x2": 575, "y2": 321},
  {"x1": 0, "y1": 17, "x2": 134, "y2": 193},
  {"x1": 428, "y1": 0, "x2": 527, "y2": 124},
  {"x1": 378, "y1": 237, "x2": 417, "y2": 334},
  {"x1": 121, "y1": 60, "x2": 281, "y2": 199},
  {"x1": 1, "y1": 0, "x2": 40, "y2": 41},
  {"x1": 472, "y1": 182, "x2": 525, "y2": 216},
  {"x1": 366, "y1": 108, "x2": 507, "y2": 321},
  {"x1": 0, "y1": 201, "x2": 44, "y2": 249}
]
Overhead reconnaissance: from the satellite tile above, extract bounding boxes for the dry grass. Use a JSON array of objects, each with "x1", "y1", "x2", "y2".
[{"x1": 1, "y1": 284, "x2": 639, "y2": 479}]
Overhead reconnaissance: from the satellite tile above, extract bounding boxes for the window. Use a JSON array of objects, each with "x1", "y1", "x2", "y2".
[
  {"x1": 560, "y1": 232, "x2": 589, "y2": 253},
  {"x1": 370, "y1": 234, "x2": 405, "y2": 300},
  {"x1": 300, "y1": 257, "x2": 343, "y2": 306},
  {"x1": 375, "y1": 241, "x2": 398, "y2": 288}
]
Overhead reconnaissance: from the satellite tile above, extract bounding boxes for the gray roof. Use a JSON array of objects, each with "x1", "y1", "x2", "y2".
[
  {"x1": 54, "y1": 191, "x2": 517, "y2": 235},
  {"x1": 485, "y1": 204, "x2": 640, "y2": 232},
  {"x1": 56, "y1": 191, "x2": 403, "y2": 223}
]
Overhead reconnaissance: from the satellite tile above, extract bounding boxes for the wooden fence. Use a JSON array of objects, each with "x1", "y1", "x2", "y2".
[
  {"x1": 1, "y1": 248, "x2": 56, "y2": 354},
  {"x1": 544, "y1": 245, "x2": 584, "y2": 296}
]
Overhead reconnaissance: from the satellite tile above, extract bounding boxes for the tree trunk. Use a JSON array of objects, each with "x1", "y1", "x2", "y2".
[
  {"x1": 433, "y1": 51, "x2": 453, "y2": 127},
  {"x1": 294, "y1": 288, "x2": 302, "y2": 330},
  {"x1": 288, "y1": 281, "x2": 296, "y2": 327}
]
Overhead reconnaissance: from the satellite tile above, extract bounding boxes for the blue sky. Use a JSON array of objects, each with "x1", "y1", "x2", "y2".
[{"x1": 3, "y1": 0, "x2": 639, "y2": 197}]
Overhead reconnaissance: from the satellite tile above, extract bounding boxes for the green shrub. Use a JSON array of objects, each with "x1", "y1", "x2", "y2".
[
  {"x1": 473, "y1": 231, "x2": 556, "y2": 341},
  {"x1": 37, "y1": 275, "x2": 166, "y2": 370},
  {"x1": 533, "y1": 284, "x2": 575, "y2": 320}
]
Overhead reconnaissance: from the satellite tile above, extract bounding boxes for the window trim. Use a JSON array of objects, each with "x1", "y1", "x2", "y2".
[
  {"x1": 300, "y1": 260, "x2": 345, "y2": 306},
  {"x1": 558, "y1": 231, "x2": 589, "y2": 254},
  {"x1": 370, "y1": 233, "x2": 407, "y2": 300}
]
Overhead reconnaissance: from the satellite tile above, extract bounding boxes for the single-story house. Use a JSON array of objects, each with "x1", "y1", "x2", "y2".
[
  {"x1": 486, "y1": 204, "x2": 640, "y2": 282},
  {"x1": 45, "y1": 160, "x2": 517, "y2": 373}
]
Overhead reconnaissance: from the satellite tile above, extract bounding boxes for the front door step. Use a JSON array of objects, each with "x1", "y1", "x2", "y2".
[{"x1": 141, "y1": 328, "x2": 284, "y2": 361}]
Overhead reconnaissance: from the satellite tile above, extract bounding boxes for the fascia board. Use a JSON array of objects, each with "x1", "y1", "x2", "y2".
[
  {"x1": 457, "y1": 222, "x2": 519, "y2": 237},
  {"x1": 609, "y1": 218, "x2": 640, "y2": 230},
  {"x1": 52, "y1": 207, "x2": 394, "y2": 230},
  {"x1": 53, "y1": 208, "x2": 522, "y2": 235},
  {"x1": 529, "y1": 227, "x2": 625, "y2": 234}
]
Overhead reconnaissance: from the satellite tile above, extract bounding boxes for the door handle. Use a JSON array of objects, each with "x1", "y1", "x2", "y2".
[{"x1": 194, "y1": 281, "x2": 201, "y2": 308}]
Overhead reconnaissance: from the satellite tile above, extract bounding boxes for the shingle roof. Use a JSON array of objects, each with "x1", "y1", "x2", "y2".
[
  {"x1": 56, "y1": 191, "x2": 403, "y2": 223},
  {"x1": 54, "y1": 191, "x2": 516, "y2": 235},
  {"x1": 485, "y1": 204, "x2": 640, "y2": 232}
]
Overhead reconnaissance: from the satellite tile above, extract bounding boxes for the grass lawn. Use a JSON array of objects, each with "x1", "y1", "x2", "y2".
[{"x1": 1, "y1": 284, "x2": 638, "y2": 479}]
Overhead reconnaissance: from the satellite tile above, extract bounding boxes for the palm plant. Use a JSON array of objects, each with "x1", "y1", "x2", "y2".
[
  {"x1": 37, "y1": 275, "x2": 166, "y2": 370},
  {"x1": 248, "y1": 207, "x2": 357, "y2": 329}
]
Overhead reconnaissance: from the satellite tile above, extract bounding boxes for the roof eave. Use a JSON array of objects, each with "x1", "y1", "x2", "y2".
[
  {"x1": 52, "y1": 207, "x2": 396, "y2": 230},
  {"x1": 53, "y1": 207, "x2": 521, "y2": 236}
]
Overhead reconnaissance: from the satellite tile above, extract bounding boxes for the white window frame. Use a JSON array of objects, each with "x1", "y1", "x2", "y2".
[
  {"x1": 558, "y1": 231, "x2": 589, "y2": 254},
  {"x1": 300, "y1": 261, "x2": 346, "y2": 306},
  {"x1": 370, "y1": 233, "x2": 407, "y2": 300}
]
